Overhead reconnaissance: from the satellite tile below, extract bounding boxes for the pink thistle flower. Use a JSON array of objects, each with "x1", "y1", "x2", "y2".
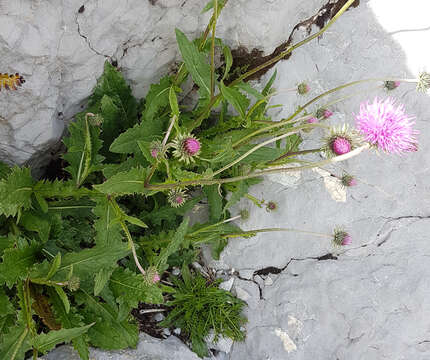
[
  {"x1": 167, "y1": 189, "x2": 188, "y2": 208},
  {"x1": 173, "y1": 133, "x2": 201, "y2": 164},
  {"x1": 340, "y1": 173, "x2": 357, "y2": 187},
  {"x1": 332, "y1": 137, "x2": 351, "y2": 155},
  {"x1": 324, "y1": 109, "x2": 333, "y2": 118},
  {"x1": 297, "y1": 82, "x2": 310, "y2": 95},
  {"x1": 341, "y1": 235, "x2": 352, "y2": 246},
  {"x1": 307, "y1": 117, "x2": 319, "y2": 124},
  {"x1": 355, "y1": 97, "x2": 418, "y2": 154},
  {"x1": 152, "y1": 273, "x2": 161, "y2": 283},
  {"x1": 384, "y1": 81, "x2": 400, "y2": 91},
  {"x1": 151, "y1": 148, "x2": 158, "y2": 158},
  {"x1": 333, "y1": 228, "x2": 352, "y2": 246},
  {"x1": 316, "y1": 108, "x2": 333, "y2": 119},
  {"x1": 183, "y1": 137, "x2": 201, "y2": 155}
]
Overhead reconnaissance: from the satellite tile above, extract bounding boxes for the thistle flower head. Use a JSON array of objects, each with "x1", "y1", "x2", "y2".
[
  {"x1": 167, "y1": 189, "x2": 188, "y2": 208},
  {"x1": 144, "y1": 267, "x2": 161, "y2": 285},
  {"x1": 416, "y1": 72, "x2": 430, "y2": 92},
  {"x1": 149, "y1": 140, "x2": 164, "y2": 159},
  {"x1": 152, "y1": 273, "x2": 161, "y2": 283},
  {"x1": 324, "y1": 124, "x2": 362, "y2": 158},
  {"x1": 297, "y1": 82, "x2": 310, "y2": 95},
  {"x1": 333, "y1": 228, "x2": 352, "y2": 246},
  {"x1": 67, "y1": 276, "x2": 80, "y2": 292},
  {"x1": 172, "y1": 133, "x2": 201, "y2": 164},
  {"x1": 316, "y1": 108, "x2": 333, "y2": 119},
  {"x1": 266, "y1": 201, "x2": 277, "y2": 212},
  {"x1": 340, "y1": 173, "x2": 357, "y2": 187},
  {"x1": 355, "y1": 97, "x2": 418, "y2": 154},
  {"x1": 384, "y1": 80, "x2": 400, "y2": 91},
  {"x1": 240, "y1": 209, "x2": 250, "y2": 220},
  {"x1": 307, "y1": 117, "x2": 319, "y2": 124}
]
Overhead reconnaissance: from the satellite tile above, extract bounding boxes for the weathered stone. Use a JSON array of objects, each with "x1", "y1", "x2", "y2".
[{"x1": 41, "y1": 333, "x2": 209, "y2": 360}]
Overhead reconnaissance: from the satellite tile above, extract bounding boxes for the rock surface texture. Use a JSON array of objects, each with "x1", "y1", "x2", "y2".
[{"x1": 6, "y1": 0, "x2": 430, "y2": 359}]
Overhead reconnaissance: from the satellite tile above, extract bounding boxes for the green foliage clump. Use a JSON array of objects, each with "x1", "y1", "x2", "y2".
[
  {"x1": 161, "y1": 266, "x2": 246, "y2": 358},
  {"x1": 0, "y1": 0, "x2": 366, "y2": 358}
]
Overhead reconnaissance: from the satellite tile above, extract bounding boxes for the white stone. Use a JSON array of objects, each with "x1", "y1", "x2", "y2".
[{"x1": 219, "y1": 277, "x2": 234, "y2": 291}]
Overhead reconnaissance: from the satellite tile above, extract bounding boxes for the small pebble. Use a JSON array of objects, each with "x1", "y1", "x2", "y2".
[
  {"x1": 172, "y1": 267, "x2": 180, "y2": 276},
  {"x1": 154, "y1": 313, "x2": 165, "y2": 322},
  {"x1": 173, "y1": 328, "x2": 181, "y2": 335},
  {"x1": 162, "y1": 328, "x2": 171, "y2": 337}
]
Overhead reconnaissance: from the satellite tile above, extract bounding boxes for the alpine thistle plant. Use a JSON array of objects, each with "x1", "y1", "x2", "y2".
[{"x1": 355, "y1": 97, "x2": 418, "y2": 154}]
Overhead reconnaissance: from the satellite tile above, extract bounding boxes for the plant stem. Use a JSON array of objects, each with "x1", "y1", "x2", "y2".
[
  {"x1": 231, "y1": 0, "x2": 358, "y2": 86},
  {"x1": 146, "y1": 144, "x2": 369, "y2": 190},
  {"x1": 145, "y1": 114, "x2": 177, "y2": 186},
  {"x1": 110, "y1": 198, "x2": 146, "y2": 276},
  {"x1": 212, "y1": 123, "x2": 327, "y2": 176},
  {"x1": 232, "y1": 114, "x2": 313, "y2": 148},
  {"x1": 188, "y1": 215, "x2": 241, "y2": 237},
  {"x1": 270, "y1": 148, "x2": 323, "y2": 164},
  {"x1": 210, "y1": 0, "x2": 218, "y2": 99},
  {"x1": 221, "y1": 227, "x2": 333, "y2": 239}
]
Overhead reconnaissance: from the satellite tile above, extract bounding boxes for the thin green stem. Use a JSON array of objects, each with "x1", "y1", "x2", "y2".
[
  {"x1": 110, "y1": 198, "x2": 146, "y2": 276},
  {"x1": 221, "y1": 227, "x2": 332, "y2": 239},
  {"x1": 213, "y1": 123, "x2": 327, "y2": 176},
  {"x1": 231, "y1": 0, "x2": 358, "y2": 87},
  {"x1": 232, "y1": 114, "x2": 313, "y2": 148},
  {"x1": 270, "y1": 148, "x2": 323, "y2": 164},
  {"x1": 210, "y1": 0, "x2": 218, "y2": 99},
  {"x1": 146, "y1": 144, "x2": 369, "y2": 190},
  {"x1": 188, "y1": 215, "x2": 241, "y2": 237}
]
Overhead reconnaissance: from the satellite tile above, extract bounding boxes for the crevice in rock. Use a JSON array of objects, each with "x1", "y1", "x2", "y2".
[
  {"x1": 235, "y1": 273, "x2": 265, "y2": 300},
  {"x1": 75, "y1": 7, "x2": 112, "y2": 59},
  {"x1": 227, "y1": 0, "x2": 360, "y2": 82}
]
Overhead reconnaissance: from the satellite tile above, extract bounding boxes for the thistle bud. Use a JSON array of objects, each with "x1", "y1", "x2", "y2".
[
  {"x1": 297, "y1": 82, "x2": 310, "y2": 95},
  {"x1": 340, "y1": 173, "x2": 357, "y2": 187},
  {"x1": 173, "y1": 133, "x2": 201, "y2": 164},
  {"x1": 149, "y1": 140, "x2": 164, "y2": 160},
  {"x1": 333, "y1": 228, "x2": 352, "y2": 246},
  {"x1": 167, "y1": 189, "x2": 188, "y2": 208},
  {"x1": 416, "y1": 72, "x2": 430, "y2": 92},
  {"x1": 67, "y1": 276, "x2": 80, "y2": 292},
  {"x1": 265, "y1": 201, "x2": 277, "y2": 212},
  {"x1": 332, "y1": 137, "x2": 352, "y2": 155},
  {"x1": 383, "y1": 80, "x2": 400, "y2": 91},
  {"x1": 316, "y1": 108, "x2": 333, "y2": 119}
]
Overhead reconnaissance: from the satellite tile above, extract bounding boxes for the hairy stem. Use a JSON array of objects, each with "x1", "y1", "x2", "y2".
[
  {"x1": 210, "y1": 0, "x2": 218, "y2": 99},
  {"x1": 146, "y1": 144, "x2": 370, "y2": 190},
  {"x1": 212, "y1": 123, "x2": 327, "y2": 176},
  {"x1": 221, "y1": 227, "x2": 333, "y2": 239}
]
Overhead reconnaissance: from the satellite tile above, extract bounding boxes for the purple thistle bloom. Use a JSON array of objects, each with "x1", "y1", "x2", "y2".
[
  {"x1": 341, "y1": 234, "x2": 352, "y2": 246},
  {"x1": 324, "y1": 109, "x2": 333, "y2": 119},
  {"x1": 152, "y1": 273, "x2": 161, "y2": 283},
  {"x1": 355, "y1": 98, "x2": 418, "y2": 154},
  {"x1": 307, "y1": 117, "x2": 319, "y2": 124},
  {"x1": 183, "y1": 137, "x2": 201, "y2": 155},
  {"x1": 332, "y1": 137, "x2": 352, "y2": 155}
]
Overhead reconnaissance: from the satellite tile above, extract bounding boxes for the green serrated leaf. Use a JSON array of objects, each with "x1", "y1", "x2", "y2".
[
  {"x1": 219, "y1": 82, "x2": 250, "y2": 120},
  {"x1": 222, "y1": 45, "x2": 233, "y2": 81},
  {"x1": 156, "y1": 217, "x2": 189, "y2": 269},
  {"x1": 93, "y1": 167, "x2": 151, "y2": 196},
  {"x1": 176, "y1": 29, "x2": 211, "y2": 96},
  {"x1": 63, "y1": 115, "x2": 104, "y2": 187},
  {"x1": 76, "y1": 290, "x2": 139, "y2": 350},
  {"x1": 0, "y1": 166, "x2": 34, "y2": 217},
  {"x1": 169, "y1": 86, "x2": 180, "y2": 117},
  {"x1": 0, "y1": 319, "x2": 30, "y2": 360},
  {"x1": 92, "y1": 196, "x2": 123, "y2": 247},
  {"x1": 109, "y1": 267, "x2": 163, "y2": 314},
  {"x1": 203, "y1": 185, "x2": 223, "y2": 222},
  {"x1": 0, "y1": 241, "x2": 41, "y2": 288},
  {"x1": 0, "y1": 161, "x2": 11, "y2": 180},
  {"x1": 30, "y1": 323, "x2": 93, "y2": 354},
  {"x1": 49, "y1": 288, "x2": 89, "y2": 360},
  {"x1": 94, "y1": 268, "x2": 114, "y2": 296},
  {"x1": 142, "y1": 75, "x2": 172, "y2": 123},
  {"x1": 262, "y1": 69, "x2": 277, "y2": 96},
  {"x1": 54, "y1": 286, "x2": 70, "y2": 314},
  {"x1": 46, "y1": 253, "x2": 62, "y2": 280}
]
